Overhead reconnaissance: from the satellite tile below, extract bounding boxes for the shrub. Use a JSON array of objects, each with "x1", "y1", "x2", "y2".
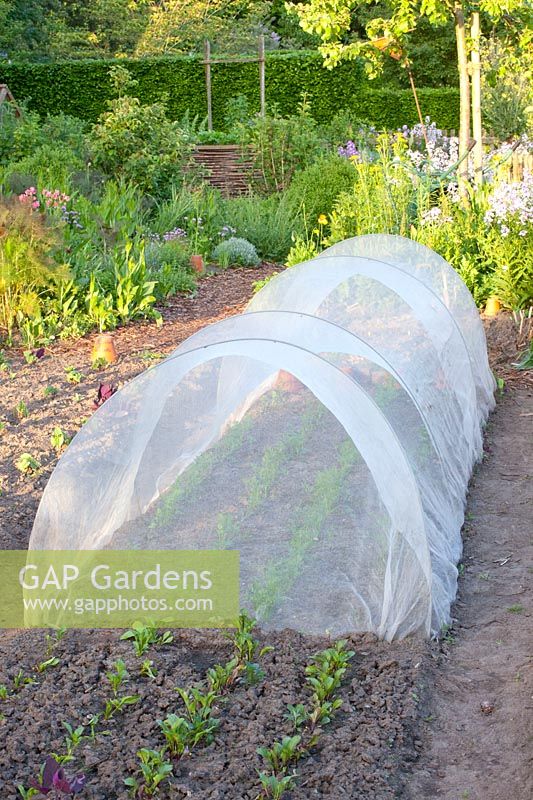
[
  {"x1": 220, "y1": 194, "x2": 297, "y2": 262},
  {"x1": 211, "y1": 237, "x2": 260, "y2": 268},
  {"x1": 145, "y1": 236, "x2": 197, "y2": 298},
  {"x1": 327, "y1": 137, "x2": 427, "y2": 243},
  {"x1": 0, "y1": 105, "x2": 88, "y2": 167},
  {"x1": 482, "y1": 34, "x2": 533, "y2": 140},
  {"x1": 241, "y1": 98, "x2": 327, "y2": 193},
  {"x1": 89, "y1": 67, "x2": 195, "y2": 198},
  {"x1": 0, "y1": 199, "x2": 68, "y2": 341},
  {"x1": 284, "y1": 153, "x2": 356, "y2": 229},
  {"x1": 2, "y1": 143, "x2": 84, "y2": 194}
]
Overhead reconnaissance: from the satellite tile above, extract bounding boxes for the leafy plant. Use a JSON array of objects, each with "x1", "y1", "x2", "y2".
[
  {"x1": 15, "y1": 453, "x2": 41, "y2": 475},
  {"x1": 106, "y1": 659, "x2": 129, "y2": 696},
  {"x1": 227, "y1": 610, "x2": 273, "y2": 685},
  {"x1": 158, "y1": 710, "x2": 219, "y2": 758},
  {"x1": 62, "y1": 722, "x2": 86, "y2": 757},
  {"x1": 36, "y1": 656, "x2": 60, "y2": 673},
  {"x1": 28, "y1": 756, "x2": 86, "y2": 796},
  {"x1": 90, "y1": 66, "x2": 195, "y2": 198},
  {"x1": 111, "y1": 241, "x2": 161, "y2": 325},
  {"x1": 211, "y1": 237, "x2": 260, "y2": 268},
  {"x1": 0, "y1": 199, "x2": 67, "y2": 343},
  {"x1": 16, "y1": 400, "x2": 28, "y2": 419},
  {"x1": 284, "y1": 703, "x2": 309, "y2": 730},
  {"x1": 140, "y1": 659, "x2": 158, "y2": 680},
  {"x1": 124, "y1": 747, "x2": 173, "y2": 798},
  {"x1": 257, "y1": 736, "x2": 302, "y2": 774},
  {"x1": 242, "y1": 98, "x2": 326, "y2": 193},
  {"x1": 206, "y1": 658, "x2": 241, "y2": 693},
  {"x1": 51, "y1": 427, "x2": 70, "y2": 452},
  {"x1": 120, "y1": 622, "x2": 173, "y2": 656},
  {"x1": 13, "y1": 669, "x2": 35, "y2": 690},
  {"x1": 103, "y1": 694, "x2": 140, "y2": 721},
  {"x1": 257, "y1": 772, "x2": 298, "y2": 800},
  {"x1": 65, "y1": 366, "x2": 83, "y2": 384}
]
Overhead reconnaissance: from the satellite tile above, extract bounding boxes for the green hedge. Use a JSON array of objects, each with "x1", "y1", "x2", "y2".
[{"x1": 0, "y1": 51, "x2": 459, "y2": 130}]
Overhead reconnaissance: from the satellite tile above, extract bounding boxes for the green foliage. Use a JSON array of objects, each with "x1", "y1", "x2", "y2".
[
  {"x1": 120, "y1": 621, "x2": 173, "y2": 656},
  {"x1": 412, "y1": 181, "x2": 533, "y2": 309},
  {"x1": 241, "y1": 97, "x2": 327, "y2": 193},
  {"x1": 124, "y1": 748, "x2": 173, "y2": 797},
  {"x1": 481, "y1": 32, "x2": 533, "y2": 139},
  {"x1": 220, "y1": 194, "x2": 297, "y2": 262},
  {"x1": 145, "y1": 236, "x2": 198, "y2": 297},
  {"x1": 0, "y1": 52, "x2": 460, "y2": 130},
  {"x1": 89, "y1": 67, "x2": 196, "y2": 197},
  {"x1": 327, "y1": 135, "x2": 427, "y2": 242},
  {"x1": 0, "y1": 199, "x2": 68, "y2": 341},
  {"x1": 284, "y1": 153, "x2": 356, "y2": 226},
  {"x1": 211, "y1": 236, "x2": 260, "y2": 268}
]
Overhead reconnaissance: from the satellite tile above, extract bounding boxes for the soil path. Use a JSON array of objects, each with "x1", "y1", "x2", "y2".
[{"x1": 407, "y1": 383, "x2": 533, "y2": 800}]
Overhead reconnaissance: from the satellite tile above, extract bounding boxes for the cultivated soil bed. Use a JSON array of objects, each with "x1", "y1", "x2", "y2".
[{"x1": 0, "y1": 267, "x2": 531, "y2": 799}]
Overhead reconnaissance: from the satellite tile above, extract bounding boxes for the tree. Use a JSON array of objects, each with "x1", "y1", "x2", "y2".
[{"x1": 286, "y1": 0, "x2": 529, "y2": 194}]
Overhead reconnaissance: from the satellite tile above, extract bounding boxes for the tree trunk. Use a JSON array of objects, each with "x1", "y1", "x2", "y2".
[
  {"x1": 471, "y1": 12, "x2": 483, "y2": 185},
  {"x1": 454, "y1": 5, "x2": 471, "y2": 199}
]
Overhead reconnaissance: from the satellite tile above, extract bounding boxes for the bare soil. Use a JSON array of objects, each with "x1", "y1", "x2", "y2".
[{"x1": 0, "y1": 272, "x2": 531, "y2": 799}]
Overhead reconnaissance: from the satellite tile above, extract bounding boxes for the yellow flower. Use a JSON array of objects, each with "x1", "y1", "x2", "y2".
[{"x1": 317, "y1": 214, "x2": 328, "y2": 226}]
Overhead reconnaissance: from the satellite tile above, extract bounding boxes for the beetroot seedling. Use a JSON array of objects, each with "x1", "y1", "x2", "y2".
[
  {"x1": 176, "y1": 686, "x2": 219, "y2": 719},
  {"x1": 15, "y1": 453, "x2": 41, "y2": 475},
  {"x1": 120, "y1": 622, "x2": 173, "y2": 657},
  {"x1": 140, "y1": 659, "x2": 158, "y2": 680},
  {"x1": 284, "y1": 704, "x2": 308, "y2": 730},
  {"x1": 16, "y1": 786, "x2": 39, "y2": 799},
  {"x1": 62, "y1": 722, "x2": 86, "y2": 756},
  {"x1": 16, "y1": 400, "x2": 29, "y2": 419},
  {"x1": 0, "y1": 684, "x2": 8, "y2": 699},
  {"x1": 13, "y1": 669, "x2": 35, "y2": 690},
  {"x1": 257, "y1": 736, "x2": 302, "y2": 774},
  {"x1": 65, "y1": 366, "x2": 83, "y2": 384},
  {"x1": 124, "y1": 748, "x2": 173, "y2": 798},
  {"x1": 45, "y1": 627, "x2": 67, "y2": 657},
  {"x1": 257, "y1": 772, "x2": 298, "y2": 800},
  {"x1": 206, "y1": 658, "x2": 240, "y2": 693},
  {"x1": 103, "y1": 694, "x2": 139, "y2": 720},
  {"x1": 159, "y1": 711, "x2": 219, "y2": 757},
  {"x1": 36, "y1": 656, "x2": 60, "y2": 673},
  {"x1": 106, "y1": 659, "x2": 129, "y2": 696},
  {"x1": 51, "y1": 427, "x2": 71, "y2": 453},
  {"x1": 227, "y1": 610, "x2": 273, "y2": 685}
]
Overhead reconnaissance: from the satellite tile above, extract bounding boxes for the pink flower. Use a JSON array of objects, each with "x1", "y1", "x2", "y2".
[{"x1": 31, "y1": 201, "x2": 40, "y2": 209}]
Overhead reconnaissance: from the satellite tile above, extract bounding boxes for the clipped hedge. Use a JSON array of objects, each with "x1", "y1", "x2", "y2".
[{"x1": 0, "y1": 51, "x2": 459, "y2": 130}]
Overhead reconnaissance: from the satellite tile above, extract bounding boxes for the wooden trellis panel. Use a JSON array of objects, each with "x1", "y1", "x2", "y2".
[
  {"x1": 193, "y1": 145, "x2": 252, "y2": 196},
  {"x1": 0, "y1": 84, "x2": 22, "y2": 120}
]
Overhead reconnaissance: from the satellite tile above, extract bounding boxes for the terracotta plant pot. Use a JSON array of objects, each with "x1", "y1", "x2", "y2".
[
  {"x1": 485, "y1": 296, "x2": 501, "y2": 317},
  {"x1": 190, "y1": 254, "x2": 204, "y2": 275},
  {"x1": 92, "y1": 333, "x2": 117, "y2": 365}
]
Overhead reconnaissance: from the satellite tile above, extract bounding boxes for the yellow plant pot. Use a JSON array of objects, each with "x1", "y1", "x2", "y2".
[
  {"x1": 485, "y1": 296, "x2": 501, "y2": 317},
  {"x1": 92, "y1": 333, "x2": 117, "y2": 365}
]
